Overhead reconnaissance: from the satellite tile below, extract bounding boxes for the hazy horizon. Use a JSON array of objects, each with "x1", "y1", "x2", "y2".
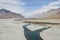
[{"x1": 0, "y1": 0, "x2": 60, "y2": 17}]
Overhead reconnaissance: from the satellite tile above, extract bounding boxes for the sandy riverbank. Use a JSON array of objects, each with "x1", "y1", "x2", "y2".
[{"x1": 0, "y1": 19, "x2": 60, "y2": 40}]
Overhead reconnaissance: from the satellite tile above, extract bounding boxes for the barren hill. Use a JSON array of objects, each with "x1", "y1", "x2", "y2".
[
  {"x1": 46, "y1": 8, "x2": 60, "y2": 19},
  {"x1": 0, "y1": 9, "x2": 24, "y2": 19},
  {"x1": 30, "y1": 8, "x2": 60, "y2": 19}
]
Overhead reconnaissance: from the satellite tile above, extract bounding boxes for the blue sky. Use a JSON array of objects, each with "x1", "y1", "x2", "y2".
[
  {"x1": 0, "y1": 0, "x2": 60, "y2": 17},
  {"x1": 23, "y1": 0, "x2": 57, "y2": 9},
  {"x1": 22, "y1": 0, "x2": 59, "y2": 16}
]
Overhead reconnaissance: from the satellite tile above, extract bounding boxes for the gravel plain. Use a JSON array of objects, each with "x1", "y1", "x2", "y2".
[{"x1": 0, "y1": 19, "x2": 60, "y2": 40}]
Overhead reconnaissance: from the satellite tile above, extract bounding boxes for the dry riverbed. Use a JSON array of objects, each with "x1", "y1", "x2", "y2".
[{"x1": 0, "y1": 19, "x2": 60, "y2": 40}]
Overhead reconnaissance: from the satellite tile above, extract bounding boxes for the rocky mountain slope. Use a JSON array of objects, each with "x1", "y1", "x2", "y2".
[
  {"x1": 30, "y1": 8, "x2": 60, "y2": 19},
  {"x1": 46, "y1": 9, "x2": 60, "y2": 19},
  {"x1": 0, "y1": 9, "x2": 24, "y2": 19}
]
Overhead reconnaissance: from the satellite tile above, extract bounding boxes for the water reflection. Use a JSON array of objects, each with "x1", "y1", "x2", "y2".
[{"x1": 23, "y1": 24, "x2": 51, "y2": 40}]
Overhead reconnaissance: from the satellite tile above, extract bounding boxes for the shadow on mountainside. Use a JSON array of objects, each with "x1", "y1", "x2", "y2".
[{"x1": 23, "y1": 24, "x2": 51, "y2": 40}]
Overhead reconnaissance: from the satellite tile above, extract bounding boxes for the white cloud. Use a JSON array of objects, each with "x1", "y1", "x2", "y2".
[
  {"x1": 49, "y1": 0, "x2": 60, "y2": 6},
  {"x1": 0, "y1": 0, "x2": 25, "y2": 14},
  {"x1": 28, "y1": 0, "x2": 60, "y2": 16}
]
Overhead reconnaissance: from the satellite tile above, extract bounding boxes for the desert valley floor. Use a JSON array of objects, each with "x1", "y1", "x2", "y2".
[{"x1": 0, "y1": 19, "x2": 60, "y2": 40}]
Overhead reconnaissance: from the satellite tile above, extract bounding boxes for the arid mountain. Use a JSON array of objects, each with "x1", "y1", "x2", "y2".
[
  {"x1": 30, "y1": 8, "x2": 60, "y2": 19},
  {"x1": 0, "y1": 9, "x2": 24, "y2": 19},
  {"x1": 46, "y1": 9, "x2": 60, "y2": 19}
]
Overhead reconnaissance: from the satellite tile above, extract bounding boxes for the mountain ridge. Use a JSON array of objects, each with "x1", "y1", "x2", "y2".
[
  {"x1": 29, "y1": 8, "x2": 60, "y2": 19},
  {"x1": 0, "y1": 9, "x2": 24, "y2": 19}
]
